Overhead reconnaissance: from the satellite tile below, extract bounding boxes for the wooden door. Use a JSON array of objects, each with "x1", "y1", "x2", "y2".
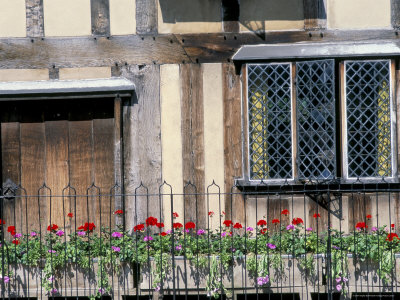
[{"x1": 0, "y1": 98, "x2": 119, "y2": 235}]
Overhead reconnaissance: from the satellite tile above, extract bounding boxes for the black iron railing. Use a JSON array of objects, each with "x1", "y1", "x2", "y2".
[{"x1": 1, "y1": 181, "x2": 400, "y2": 300}]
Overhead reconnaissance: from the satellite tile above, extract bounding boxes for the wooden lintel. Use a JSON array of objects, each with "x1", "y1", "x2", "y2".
[{"x1": 0, "y1": 30, "x2": 399, "y2": 68}]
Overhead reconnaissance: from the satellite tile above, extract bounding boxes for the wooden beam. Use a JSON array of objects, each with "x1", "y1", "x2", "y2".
[
  {"x1": 392, "y1": 0, "x2": 400, "y2": 29},
  {"x1": 136, "y1": 0, "x2": 158, "y2": 35},
  {"x1": 0, "y1": 30, "x2": 399, "y2": 68},
  {"x1": 222, "y1": 0, "x2": 240, "y2": 33},
  {"x1": 25, "y1": 0, "x2": 44, "y2": 37},
  {"x1": 90, "y1": 0, "x2": 110, "y2": 36}
]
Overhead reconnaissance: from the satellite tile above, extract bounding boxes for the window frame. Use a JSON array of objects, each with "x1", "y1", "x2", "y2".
[
  {"x1": 341, "y1": 59, "x2": 397, "y2": 182},
  {"x1": 246, "y1": 62, "x2": 296, "y2": 183},
  {"x1": 242, "y1": 58, "x2": 398, "y2": 184}
]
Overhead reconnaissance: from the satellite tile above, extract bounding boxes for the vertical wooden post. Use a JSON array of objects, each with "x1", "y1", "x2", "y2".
[
  {"x1": 392, "y1": 0, "x2": 400, "y2": 29},
  {"x1": 26, "y1": 0, "x2": 44, "y2": 37},
  {"x1": 122, "y1": 65, "x2": 162, "y2": 229},
  {"x1": 90, "y1": 0, "x2": 110, "y2": 36},
  {"x1": 180, "y1": 64, "x2": 206, "y2": 227},
  {"x1": 222, "y1": 0, "x2": 240, "y2": 33},
  {"x1": 136, "y1": 0, "x2": 158, "y2": 34},
  {"x1": 303, "y1": 0, "x2": 326, "y2": 30},
  {"x1": 223, "y1": 63, "x2": 244, "y2": 222}
]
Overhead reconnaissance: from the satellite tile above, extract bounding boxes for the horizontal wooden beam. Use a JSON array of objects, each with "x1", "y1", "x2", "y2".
[{"x1": 0, "y1": 30, "x2": 399, "y2": 68}]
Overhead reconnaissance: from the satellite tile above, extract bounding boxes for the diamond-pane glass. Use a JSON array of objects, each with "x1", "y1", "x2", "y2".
[
  {"x1": 346, "y1": 60, "x2": 392, "y2": 178},
  {"x1": 296, "y1": 60, "x2": 336, "y2": 180},
  {"x1": 248, "y1": 64, "x2": 292, "y2": 180}
]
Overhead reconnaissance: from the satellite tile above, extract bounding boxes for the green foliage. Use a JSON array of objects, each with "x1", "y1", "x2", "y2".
[{"x1": 0, "y1": 219, "x2": 399, "y2": 298}]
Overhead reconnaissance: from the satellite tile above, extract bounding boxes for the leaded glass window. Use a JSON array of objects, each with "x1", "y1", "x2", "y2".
[
  {"x1": 246, "y1": 59, "x2": 395, "y2": 182},
  {"x1": 248, "y1": 64, "x2": 293, "y2": 180},
  {"x1": 345, "y1": 60, "x2": 393, "y2": 178},
  {"x1": 296, "y1": 60, "x2": 336, "y2": 180}
]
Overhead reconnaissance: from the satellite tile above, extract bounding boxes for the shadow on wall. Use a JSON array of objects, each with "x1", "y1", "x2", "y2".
[
  {"x1": 240, "y1": 0, "x2": 326, "y2": 32},
  {"x1": 159, "y1": 0, "x2": 221, "y2": 23}
]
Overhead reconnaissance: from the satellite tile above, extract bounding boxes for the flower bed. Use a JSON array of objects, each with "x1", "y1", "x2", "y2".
[{"x1": 1, "y1": 210, "x2": 400, "y2": 299}]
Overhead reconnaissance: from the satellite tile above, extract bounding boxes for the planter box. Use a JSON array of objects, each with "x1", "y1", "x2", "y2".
[
  {"x1": 2, "y1": 261, "x2": 138, "y2": 299},
  {"x1": 2, "y1": 255, "x2": 400, "y2": 300}
]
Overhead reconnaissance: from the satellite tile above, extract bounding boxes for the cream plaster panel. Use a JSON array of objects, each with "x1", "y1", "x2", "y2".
[
  {"x1": 160, "y1": 64, "x2": 184, "y2": 228},
  {"x1": 43, "y1": 0, "x2": 91, "y2": 36},
  {"x1": 0, "y1": 0, "x2": 26, "y2": 37},
  {"x1": 158, "y1": 0, "x2": 221, "y2": 34},
  {"x1": 110, "y1": 0, "x2": 136, "y2": 35},
  {"x1": 59, "y1": 67, "x2": 111, "y2": 80},
  {"x1": 240, "y1": 0, "x2": 304, "y2": 32},
  {"x1": 203, "y1": 64, "x2": 225, "y2": 224},
  {"x1": 327, "y1": 0, "x2": 391, "y2": 29},
  {"x1": 0, "y1": 69, "x2": 49, "y2": 82}
]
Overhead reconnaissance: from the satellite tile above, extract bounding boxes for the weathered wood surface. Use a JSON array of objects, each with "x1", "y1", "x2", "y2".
[
  {"x1": 180, "y1": 64, "x2": 206, "y2": 227},
  {"x1": 91, "y1": 0, "x2": 110, "y2": 36},
  {"x1": 121, "y1": 65, "x2": 162, "y2": 228},
  {"x1": 0, "y1": 35, "x2": 189, "y2": 68},
  {"x1": 1, "y1": 30, "x2": 399, "y2": 68},
  {"x1": 1, "y1": 122, "x2": 21, "y2": 236},
  {"x1": 69, "y1": 120, "x2": 94, "y2": 228},
  {"x1": 45, "y1": 120, "x2": 69, "y2": 228},
  {"x1": 222, "y1": 63, "x2": 244, "y2": 222},
  {"x1": 26, "y1": 0, "x2": 44, "y2": 37},
  {"x1": 93, "y1": 118, "x2": 115, "y2": 228},
  {"x1": 20, "y1": 122, "x2": 46, "y2": 232},
  {"x1": 348, "y1": 194, "x2": 372, "y2": 230},
  {"x1": 136, "y1": 0, "x2": 158, "y2": 35},
  {"x1": 392, "y1": 0, "x2": 400, "y2": 29}
]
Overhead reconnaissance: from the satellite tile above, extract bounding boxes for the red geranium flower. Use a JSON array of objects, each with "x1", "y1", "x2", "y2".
[
  {"x1": 78, "y1": 222, "x2": 96, "y2": 232},
  {"x1": 160, "y1": 232, "x2": 167, "y2": 236},
  {"x1": 85, "y1": 222, "x2": 96, "y2": 232},
  {"x1": 173, "y1": 222, "x2": 183, "y2": 229},
  {"x1": 146, "y1": 216, "x2": 158, "y2": 226},
  {"x1": 391, "y1": 224, "x2": 395, "y2": 229},
  {"x1": 233, "y1": 222, "x2": 242, "y2": 229},
  {"x1": 313, "y1": 213, "x2": 321, "y2": 218},
  {"x1": 114, "y1": 209, "x2": 123, "y2": 215},
  {"x1": 156, "y1": 222, "x2": 164, "y2": 228},
  {"x1": 67, "y1": 213, "x2": 73, "y2": 218},
  {"x1": 281, "y1": 209, "x2": 289, "y2": 215},
  {"x1": 12, "y1": 239, "x2": 20, "y2": 245},
  {"x1": 0, "y1": 219, "x2": 5, "y2": 224},
  {"x1": 7, "y1": 226, "x2": 16, "y2": 236},
  {"x1": 134, "y1": 224, "x2": 145, "y2": 232},
  {"x1": 272, "y1": 219, "x2": 280, "y2": 224},
  {"x1": 386, "y1": 233, "x2": 400, "y2": 242},
  {"x1": 355, "y1": 222, "x2": 368, "y2": 230},
  {"x1": 366, "y1": 214, "x2": 372, "y2": 220},
  {"x1": 292, "y1": 218, "x2": 304, "y2": 226},
  {"x1": 47, "y1": 224, "x2": 59, "y2": 232},
  {"x1": 185, "y1": 222, "x2": 196, "y2": 230},
  {"x1": 173, "y1": 212, "x2": 179, "y2": 218},
  {"x1": 260, "y1": 228, "x2": 267, "y2": 235},
  {"x1": 257, "y1": 219, "x2": 267, "y2": 227},
  {"x1": 223, "y1": 220, "x2": 233, "y2": 227},
  {"x1": 208, "y1": 211, "x2": 214, "y2": 217}
]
